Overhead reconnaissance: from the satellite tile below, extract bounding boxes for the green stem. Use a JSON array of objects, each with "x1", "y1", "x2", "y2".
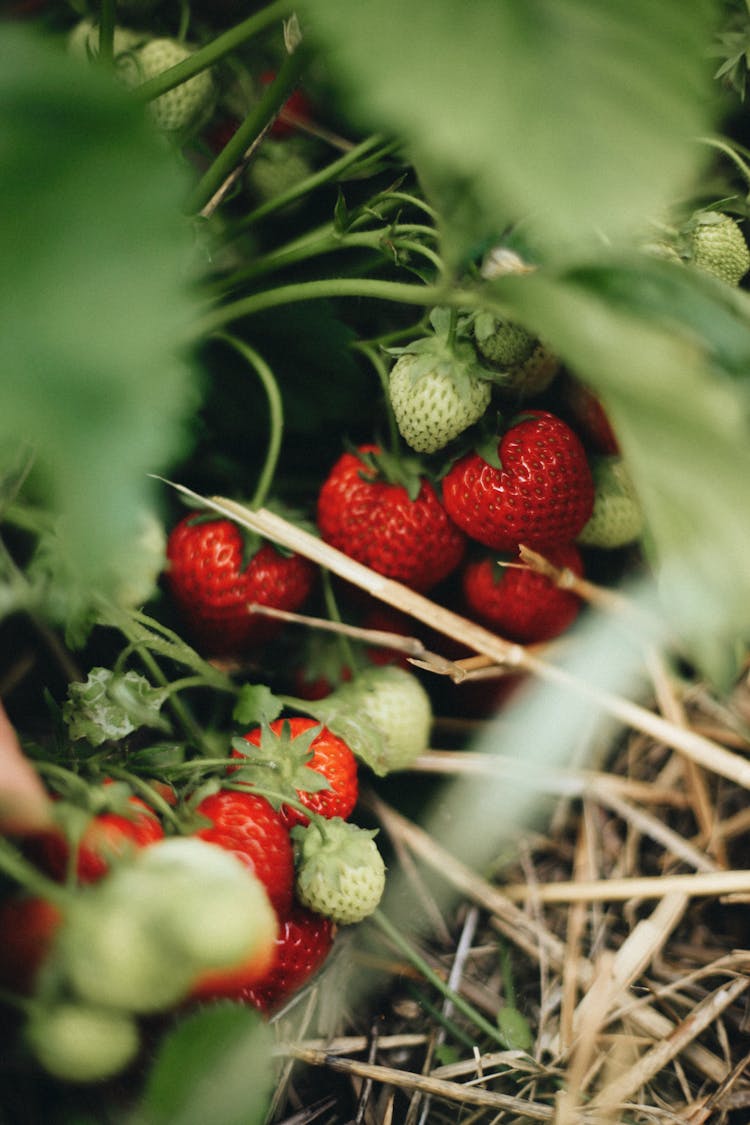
[
  {"x1": 320, "y1": 569, "x2": 359, "y2": 676},
  {"x1": 103, "y1": 767, "x2": 183, "y2": 830},
  {"x1": 98, "y1": 0, "x2": 115, "y2": 64},
  {"x1": 211, "y1": 334, "x2": 284, "y2": 510},
  {"x1": 135, "y1": 0, "x2": 293, "y2": 102},
  {"x1": 184, "y1": 47, "x2": 309, "y2": 216},
  {"x1": 446, "y1": 306, "x2": 459, "y2": 349},
  {"x1": 354, "y1": 342, "x2": 400, "y2": 456},
  {"x1": 368, "y1": 190, "x2": 438, "y2": 221},
  {"x1": 698, "y1": 135, "x2": 750, "y2": 189},
  {"x1": 392, "y1": 237, "x2": 444, "y2": 274},
  {"x1": 134, "y1": 647, "x2": 210, "y2": 754},
  {"x1": 219, "y1": 230, "x2": 387, "y2": 292},
  {"x1": 370, "y1": 909, "x2": 509, "y2": 1050},
  {"x1": 404, "y1": 983, "x2": 477, "y2": 1051},
  {"x1": 227, "y1": 134, "x2": 397, "y2": 234},
  {"x1": 198, "y1": 279, "x2": 448, "y2": 335}
]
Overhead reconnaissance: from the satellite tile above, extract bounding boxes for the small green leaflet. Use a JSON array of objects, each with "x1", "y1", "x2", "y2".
[{"x1": 232, "y1": 683, "x2": 284, "y2": 726}]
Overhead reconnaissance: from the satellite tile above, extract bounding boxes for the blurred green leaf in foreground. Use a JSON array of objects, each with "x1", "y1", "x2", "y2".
[
  {"x1": 0, "y1": 26, "x2": 200, "y2": 622},
  {"x1": 302, "y1": 0, "x2": 720, "y2": 263}
]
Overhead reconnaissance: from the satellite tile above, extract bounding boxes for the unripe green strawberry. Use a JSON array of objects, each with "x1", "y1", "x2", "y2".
[
  {"x1": 25, "y1": 1003, "x2": 140, "y2": 1084},
  {"x1": 388, "y1": 350, "x2": 491, "y2": 453},
  {"x1": 247, "y1": 140, "x2": 314, "y2": 204},
  {"x1": 119, "y1": 38, "x2": 215, "y2": 134},
  {"x1": 293, "y1": 818, "x2": 386, "y2": 925},
  {"x1": 387, "y1": 308, "x2": 491, "y2": 453},
  {"x1": 473, "y1": 313, "x2": 536, "y2": 368},
  {"x1": 496, "y1": 343, "x2": 560, "y2": 399},
  {"x1": 576, "y1": 456, "x2": 644, "y2": 549},
  {"x1": 301, "y1": 665, "x2": 433, "y2": 776},
  {"x1": 68, "y1": 19, "x2": 145, "y2": 61},
  {"x1": 57, "y1": 838, "x2": 277, "y2": 1013},
  {"x1": 686, "y1": 212, "x2": 750, "y2": 286}
]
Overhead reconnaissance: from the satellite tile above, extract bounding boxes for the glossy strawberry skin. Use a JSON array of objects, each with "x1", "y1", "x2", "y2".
[
  {"x1": 36, "y1": 798, "x2": 164, "y2": 884},
  {"x1": 165, "y1": 516, "x2": 316, "y2": 657},
  {"x1": 442, "y1": 412, "x2": 594, "y2": 551},
  {"x1": 317, "y1": 445, "x2": 465, "y2": 592},
  {"x1": 462, "y1": 543, "x2": 584, "y2": 644},
  {"x1": 194, "y1": 790, "x2": 295, "y2": 919},
  {"x1": 237, "y1": 717, "x2": 358, "y2": 829},
  {"x1": 234, "y1": 905, "x2": 335, "y2": 1015},
  {"x1": 561, "y1": 376, "x2": 619, "y2": 455}
]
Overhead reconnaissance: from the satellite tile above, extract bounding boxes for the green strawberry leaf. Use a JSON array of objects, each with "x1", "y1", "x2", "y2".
[
  {"x1": 136, "y1": 1004, "x2": 274, "y2": 1125},
  {"x1": 282, "y1": 693, "x2": 389, "y2": 777},
  {"x1": 0, "y1": 28, "x2": 200, "y2": 632},
  {"x1": 62, "y1": 668, "x2": 170, "y2": 747},
  {"x1": 232, "y1": 684, "x2": 284, "y2": 726},
  {"x1": 302, "y1": 0, "x2": 717, "y2": 264}
]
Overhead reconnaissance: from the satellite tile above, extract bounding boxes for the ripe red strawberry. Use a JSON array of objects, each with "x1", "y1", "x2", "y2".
[
  {"x1": 317, "y1": 445, "x2": 465, "y2": 592},
  {"x1": 165, "y1": 514, "x2": 316, "y2": 657},
  {"x1": 259, "y1": 70, "x2": 312, "y2": 137},
  {"x1": 194, "y1": 790, "x2": 295, "y2": 919},
  {"x1": 36, "y1": 796, "x2": 164, "y2": 884},
  {"x1": 560, "y1": 375, "x2": 619, "y2": 455},
  {"x1": 236, "y1": 716, "x2": 358, "y2": 829},
  {"x1": 235, "y1": 905, "x2": 335, "y2": 1015},
  {"x1": 462, "y1": 544, "x2": 584, "y2": 644},
  {"x1": 442, "y1": 411, "x2": 594, "y2": 551},
  {"x1": 0, "y1": 895, "x2": 63, "y2": 993}
]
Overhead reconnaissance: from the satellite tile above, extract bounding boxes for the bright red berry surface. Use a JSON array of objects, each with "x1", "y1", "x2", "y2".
[
  {"x1": 233, "y1": 904, "x2": 335, "y2": 1015},
  {"x1": 165, "y1": 516, "x2": 316, "y2": 656},
  {"x1": 194, "y1": 790, "x2": 295, "y2": 919},
  {"x1": 442, "y1": 411, "x2": 594, "y2": 551},
  {"x1": 238, "y1": 716, "x2": 358, "y2": 829},
  {"x1": 463, "y1": 543, "x2": 584, "y2": 644},
  {"x1": 36, "y1": 798, "x2": 164, "y2": 884},
  {"x1": 317, "y1": 445, "x2": 465, "y2": 592}
]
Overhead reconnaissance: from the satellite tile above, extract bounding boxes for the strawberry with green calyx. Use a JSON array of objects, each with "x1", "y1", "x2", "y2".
[
  {"x1": 165, "y1": 513, "x2": 316, "y2": 657},
  {"x1": 193, "y1": 788, "x2": 295, "y2": 918},
  {"x1": 442, "y1": 410, "x2": 594, "y2": 551},
  {"x1": 317, "y1": 443, "x2": 465, "y2": 592},
  {"x1": 681, "y1": 211, "x2": 750, "y2": 286},
  {"x1": 576, "y1": 456, "x2": 644, "y2": 549},
  {"x1": 293, "y1": 817, "x2": 386, "y2": 925},
  {"x1": 462, "y1": 544, "x2": 584, "y2": 644},
  {"x1": 289, "y1": 664, "x2": 433, "y2": 777},
  {"x1": 386, "y1": 307, "x2": 492, "y2": 453},
  {"x1": 117, "y1": 38, "x2": 216, "y2": 136},
  {"x1": 166, "y1": 334, "x2": 316, "y2": 656},
  {"x1": 234, "y1": 716, "x2": 358, "y2": 829}
]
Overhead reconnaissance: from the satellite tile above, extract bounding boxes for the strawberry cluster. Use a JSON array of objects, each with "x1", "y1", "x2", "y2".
[{"x1": 3, "y1": 719, "x2": 382, "y2": 1031}]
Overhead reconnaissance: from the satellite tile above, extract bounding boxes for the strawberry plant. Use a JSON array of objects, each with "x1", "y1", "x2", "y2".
[{"x1": 2, "y1": 0, "x2": 750, "y2": 1120}]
